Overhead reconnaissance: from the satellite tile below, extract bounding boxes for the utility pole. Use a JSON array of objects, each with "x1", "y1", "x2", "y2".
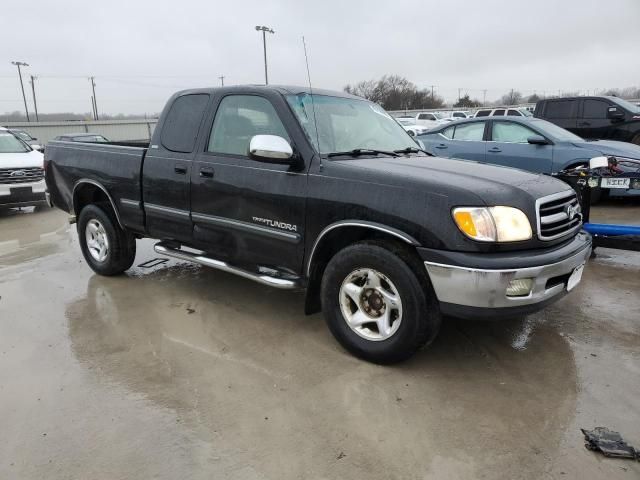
[
  {"x1": 11, "y1": 61, "x2": 30, "y2": 122},
  {"x1": 458, "y1": 88, "x2": 462, "y2": 103},
  {"x1": 510, "y1": 88, "x2": 514, "y2": 105},
  {"x1": 30, "y1": 75, "x2": 39, "y2": 122},
  {"x1": 90, "y1": 77, "x2": 99, "y2": 120},
  {"x1": 482, "y1": 89, "x2": 487, "y2": 107},
  {"x1": 219, "y1": 75, "x2": 225, "y2": 86},
  {"x1": 429, "y1": 85, "x2": 435, "y2": 100},
  {"x1": 255, "y1": 25, "x2": 275, "y2": 84}
]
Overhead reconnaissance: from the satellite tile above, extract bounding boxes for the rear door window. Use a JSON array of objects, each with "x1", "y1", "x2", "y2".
[
  {"x1": 582, "y1": 99, "x2": 609, "y2": 119},
  {"x1": 492, "y1": 109, "x2": 506, "y2": 116},
  {"x1": 507, "y1": 109, "x2": 521, "y2": 116},
  {"x1": 475, "y1": 110, "x2": 491, "y2": 117},
  {"x1": 161, "y1": 94, "x2": 210, "y2": 153},
  {"x1": 544, "y1": 100, "x2": 577, "y2": 119},
  {"x1": 208, "y1": 95, "x2": 289, "y2": 156},
  {"x1": 452, "y1": 122, "x2": 485, "y2": 141}
]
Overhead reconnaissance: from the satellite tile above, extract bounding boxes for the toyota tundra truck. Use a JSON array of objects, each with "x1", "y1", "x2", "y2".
[{"x1": 45, "y1": 86, "x2": 591, "y2": 364}]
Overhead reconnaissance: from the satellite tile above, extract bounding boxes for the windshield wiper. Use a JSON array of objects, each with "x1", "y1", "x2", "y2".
[
  {"x1": 393, "y1": 146, "x2": 434, "y2": 156},
  {"x1": 327, "y1": 148, "x2": 399, "y2": 158}
]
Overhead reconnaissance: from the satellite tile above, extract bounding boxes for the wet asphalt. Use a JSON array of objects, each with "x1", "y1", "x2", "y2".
[{"x1": 0, "y1": 201, "x2": 638, "y2": 479}]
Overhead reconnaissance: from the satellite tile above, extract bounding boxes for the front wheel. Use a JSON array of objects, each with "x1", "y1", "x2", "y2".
[
  {"x1": 78, "y1": 204, "x2": 136, "y2": 276},
  {"x1": 321, "y1": 241, "x2": 441, "y2": 364}
]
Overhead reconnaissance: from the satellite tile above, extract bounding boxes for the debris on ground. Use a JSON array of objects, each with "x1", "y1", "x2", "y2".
[
  {"x1": 581, "y1": 427, "x2": 639, "y2": 460},
  {"x1": 137, "y1": 258, "x2": 169, "y2": 269}
]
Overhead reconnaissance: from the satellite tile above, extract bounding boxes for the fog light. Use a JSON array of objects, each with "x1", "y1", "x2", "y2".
[
  {"x1": 631, "y1": 179, "x2": 640, "y2": 190},
  {"x1": 506, "y1": 278, "x2": 534, "y2": 297}
]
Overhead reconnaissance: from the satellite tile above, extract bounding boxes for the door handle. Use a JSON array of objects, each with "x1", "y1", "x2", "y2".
[
  {"x1": 174, "y1": 164, "x2": 187, "y2": 175},
  {"x1": 488, "y1": 147, "x2": 502, "y2": 153},
  {"x1": 435, "y1": 143, "x2": 448, "y2": 149},
  {"x1": 578, "y1": 121, "x2": 591, "y2": 126},
  {"x1": 199, "y1": 167, "x2": 214, "y2": 178}
]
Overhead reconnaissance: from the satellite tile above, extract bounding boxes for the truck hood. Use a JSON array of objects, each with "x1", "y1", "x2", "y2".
[
  {"x1": 571, "y1": 140, "x2": 640, "y2": 159},
  {"x1": 334, "y1": 155, "x2": 570, "y2": 205},
  {"x1": 0, "y1": 150, "x2": 44, "y2": 169}
]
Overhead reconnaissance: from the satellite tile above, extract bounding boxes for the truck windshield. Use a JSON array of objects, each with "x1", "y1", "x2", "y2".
[
  {"x1": 0, "y1": 132, "x2": 30, "y2": 153},
  {"x1": 612, "y1": 97, "x2": 640, "y2": 114},
  {"x1": 286, "y1": 93, "x2": 417, "y2": 155}
]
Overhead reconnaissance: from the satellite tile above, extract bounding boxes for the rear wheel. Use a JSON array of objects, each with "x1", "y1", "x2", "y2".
[
  {"x1": 321, "y1": 241, "x2": 441, "y2": 364},
  {"x1": 78, "y1": 203, "x2": 136, "y2": 276}
]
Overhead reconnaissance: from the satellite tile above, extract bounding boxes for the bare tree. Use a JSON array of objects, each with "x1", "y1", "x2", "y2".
[
  {"x1": 498, "y1": 90, "x2": 523, "y2": 105},
  {"x1": 344, "y1": 75, "x2": 445, "y2": 110}
]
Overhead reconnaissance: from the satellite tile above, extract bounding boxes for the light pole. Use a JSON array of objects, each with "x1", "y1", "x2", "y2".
[
  {"x1": 255, "y1": 25, "x2": 274, "y2": 84},
  {"x1": 11, "y1": 61, "x2": 30, "y2": 122},
  {"x1": 30, "y1": 75, "x2": 39, "y2": 122}
]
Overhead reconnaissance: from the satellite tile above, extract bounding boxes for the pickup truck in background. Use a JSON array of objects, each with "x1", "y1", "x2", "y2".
[
  {"x1": 534, "y1": 95, "x2": 640, "y2": 145},
  {"x1": 45, "y1": 85, "x2": 591, "y2": 363}
]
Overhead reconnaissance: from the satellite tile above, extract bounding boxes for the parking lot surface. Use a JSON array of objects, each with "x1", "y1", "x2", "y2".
[{"x1": 1, "y1": 202, "x2": 638, "y2": 480}]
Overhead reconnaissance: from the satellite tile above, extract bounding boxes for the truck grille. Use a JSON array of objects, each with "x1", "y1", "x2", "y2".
[
  {"x1": 0, "y1": 167, "x2": 44, "y2": 185},
  {"x1": 536, "y1": 190, "x2": 582, "y2": 240}
]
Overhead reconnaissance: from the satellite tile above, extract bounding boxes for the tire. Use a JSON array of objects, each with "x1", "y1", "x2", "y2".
[
  {"x1": 77, "y1": 203, "x2": 136, "y2": 276},
  {"x1": 321, "y1": 241, "x2": 441, "y2": 364}
]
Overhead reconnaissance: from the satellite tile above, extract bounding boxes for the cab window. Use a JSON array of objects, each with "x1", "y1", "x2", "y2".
[
  {"x1": 582, "y1": 99, "x2": 609, "y2": 119},
  {"x1": 492, "y1": 122, "x2": 537, "y2": 143},
  {"x1": 208, "y1": 95, "x2": 289, "y2": 156}
]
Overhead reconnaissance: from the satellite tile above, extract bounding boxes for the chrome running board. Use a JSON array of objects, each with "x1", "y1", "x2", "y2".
[{"x1": 153, "y1": 242, "x2": 300, "y2": 290}]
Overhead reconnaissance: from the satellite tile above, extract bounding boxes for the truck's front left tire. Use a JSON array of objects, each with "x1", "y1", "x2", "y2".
[
  {"x1": 321, "y1": 241, "x2": 441, "y2": 364},
  {"x1": 78, "y1": 203, "x2": 136, "y2": 276}
]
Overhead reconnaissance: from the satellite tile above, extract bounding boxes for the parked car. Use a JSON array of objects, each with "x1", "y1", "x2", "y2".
[
  {"x1": 396, "y1": 118, "x2": 431, "y2": 136},
  {"x1": 53, "y1": 133, "x2": 110, "y2": 143},
  {"x1": 414, "y1": 112, "x2": 450, "y2": 128},
  {"x1": 0, "y1": 127, "x2": 47, "y2": 208},
  {"x1": 450, "y1": 111, "x2": 471, "y2": 119},
  {"x1": 417, "y1": 116, "x2": 640, "y2": 197},
  {"x1": 534, "y1": 95, "x2": 640, "y2": 146},
  {"x1": 5, "y1": 129, "x2": 43, "y2": 152},
  {"x1": 474, "y1": 107, "x2": 533, "y2": 118},
  {"x1": 45, "y1": 85, "x2": 591, "y2": 364}
]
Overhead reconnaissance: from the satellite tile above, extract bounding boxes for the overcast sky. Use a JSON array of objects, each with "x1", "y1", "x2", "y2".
[{"x1": 1, "y1": 0, "x2": 639, "y2": 115}]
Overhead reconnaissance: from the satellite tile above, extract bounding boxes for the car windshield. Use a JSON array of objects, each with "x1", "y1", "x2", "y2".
[
  {"x1": 13, "y1": 131, "x2": 33, "y2": 141},
  {"x1": 531, "y1": 119, "x2": 585, "y2": 142},
  {"x1": 397, "y1": 119, "x2": 413, "y2": 126},
  {"x1": 0, "y1": 131, "x2": 30, "y2": 153},
  {"x1": 611, "y1": 97, "x2": 640, "y2": 114},
  {"x1": 519, "y1": 108, "x2": 533, "y2": 117},
  {"x1": 286, "y1": 93, "x2": 416, "y2": 155},
  {"x1": 433, "y1": 112, "x2": 447, "y2": 119}
]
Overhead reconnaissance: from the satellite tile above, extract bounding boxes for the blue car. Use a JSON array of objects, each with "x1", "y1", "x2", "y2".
[{"x1": 418, "y1": 117, "x2": 640, "y2": 196}]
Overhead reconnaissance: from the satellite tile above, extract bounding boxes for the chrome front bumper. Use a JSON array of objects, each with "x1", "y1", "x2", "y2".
[{"x1": 424, "y1": 241, "x2": 592, "y2": 310}]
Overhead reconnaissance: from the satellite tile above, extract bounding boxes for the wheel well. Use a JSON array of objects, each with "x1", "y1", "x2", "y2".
[
  {"x1": 73, "y1": 183, "x2": 121, "y2": 227},
  {"x1": 304, "y1": 226, "x2": 418, "y2": 315}
]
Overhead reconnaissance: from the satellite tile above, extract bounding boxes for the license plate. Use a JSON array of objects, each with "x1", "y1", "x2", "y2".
[
  {"x1": 567, "y1": 263, "x2": 585, "y2": 292},
  {"x1": 601, "y1": 177, "x2": 630, "y2": 189}
]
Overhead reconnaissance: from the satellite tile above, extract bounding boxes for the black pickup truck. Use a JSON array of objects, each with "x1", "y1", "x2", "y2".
[
  {"x1": 45, "y1": 85, "x2": 591, "y2": 363},
  {"x1": 534, "y1": 95, "x2": 640, "y2": 145}
]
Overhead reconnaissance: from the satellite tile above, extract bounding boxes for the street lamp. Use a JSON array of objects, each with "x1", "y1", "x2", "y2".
[
  {"x1": 255, "y1": 25, "x2": 274, "y2": 85},
  {"x1": 11, "y1": 61, "x2": 30, "y2": 122}
]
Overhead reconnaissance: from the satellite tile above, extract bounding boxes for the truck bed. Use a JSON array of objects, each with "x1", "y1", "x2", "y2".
[{"x1": 45, "y1": 140, "x2": 147, "y2": 232}]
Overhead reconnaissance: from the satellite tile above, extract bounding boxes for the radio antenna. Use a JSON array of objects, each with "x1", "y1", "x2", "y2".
[{"x1": 302, "y1": 36, "x2": 322, "y2": 168}]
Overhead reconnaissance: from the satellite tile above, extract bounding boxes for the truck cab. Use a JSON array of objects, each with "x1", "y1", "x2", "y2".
[{"x1": 534, "y1": 96, "x2": 640, "y2": 145}]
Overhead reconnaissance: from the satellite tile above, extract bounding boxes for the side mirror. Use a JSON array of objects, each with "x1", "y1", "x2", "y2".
[
  {"x1": 249, "y1": 135, "x2": 293, "y2": 163},
  {"x1": 527, "y1": 135, "x2": 549, "y2": 145},
  {"x1": 589, "y1": 156, "x2": 609, "y2": 169},
  {"x1": 606, "y1": 106, "x2": 625, "y2": 120}
]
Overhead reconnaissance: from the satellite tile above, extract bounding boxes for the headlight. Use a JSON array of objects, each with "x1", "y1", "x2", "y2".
[{"x1": 452, "y1": 206, "x2": 532, "y2": 242}]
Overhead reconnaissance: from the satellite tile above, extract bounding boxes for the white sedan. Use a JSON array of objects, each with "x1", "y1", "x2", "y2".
[{"x1": 396, "y1": 118, "x2": 432, "y2": 136}]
